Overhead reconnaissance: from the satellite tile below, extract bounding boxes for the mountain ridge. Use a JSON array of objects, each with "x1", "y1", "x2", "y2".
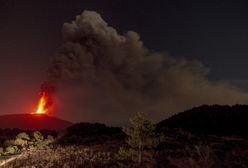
[
  {"x1": 157, "y1": 104, "x2": 248, "y2": 135},
  {"x1": 0, "y1": 113, "x2": 72, "y2": 130}
]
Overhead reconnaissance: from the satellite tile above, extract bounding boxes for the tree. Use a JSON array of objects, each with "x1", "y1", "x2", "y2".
[{"x1": 117, "y1": 112, "x2": 164, "y2": 167}]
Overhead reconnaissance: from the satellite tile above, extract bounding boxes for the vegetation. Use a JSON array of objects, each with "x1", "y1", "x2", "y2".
[
  {"x1": 58, "y1": 122, "x2": 124, "y2": 145},
  {"x1": 1, "y1": 145, "x2": 116, "y2": 168},
  {"x1": 117, "y1": 112, "x2": 164, "y2": 167},
  {"x1": 1, "y1": 127, "x2": 248, "y2": 168},
  {"x1": 1, "y1": 108, "x2": 248, "y2": 167},
  {"x1": 0, "y1": 147, "x2": 3, "y2": 155},
  {"x1": 0, "y1": 128, "x2": 56, "y2": 146},
  {"x1": 0, "y1": 131, "x2": 55, "y2": 156}
]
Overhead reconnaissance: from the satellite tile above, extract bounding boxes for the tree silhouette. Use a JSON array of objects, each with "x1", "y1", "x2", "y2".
[{"x1": 118, "y1": 112, "x2": 164, "y2": 167}]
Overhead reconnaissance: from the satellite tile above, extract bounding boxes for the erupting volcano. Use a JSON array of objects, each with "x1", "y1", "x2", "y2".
[
  {"x1": 33, "y1": 90, "x2": 53, "y2": 115},
  {"x1": 0, "y1": 87, "x2": 72, "y2": 130},
  {"x1": 0, "y1": 83, "x2": 72, "y2": 130},
  {"x1": 33, "y1": 82, "x2": 55, "y2": 115},
  {"x1": 36, "y1": 92, "x2": 49, "y2": 114}
]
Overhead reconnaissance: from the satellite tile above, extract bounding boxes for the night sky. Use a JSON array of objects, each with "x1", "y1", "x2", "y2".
[{"x1": 1, "y1": 0, "x2": 248, "y2": 124}]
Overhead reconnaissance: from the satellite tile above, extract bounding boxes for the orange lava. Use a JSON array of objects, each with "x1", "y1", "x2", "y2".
[{"x1": 35, "y1": 92, "x2": 48, "y2": 115}]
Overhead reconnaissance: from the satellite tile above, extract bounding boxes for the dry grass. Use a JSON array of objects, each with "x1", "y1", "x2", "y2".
[
  {"x1": 1, "y1": 145, "x2": 117, "y2": 168},
  {"x1": 2, "y1": 143, "x2": 248, "y2": 168}
]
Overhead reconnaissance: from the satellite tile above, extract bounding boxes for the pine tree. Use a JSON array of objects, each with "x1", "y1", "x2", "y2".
[{"x1": 118, "y1": 112, "x2": 164, "y2": 167}]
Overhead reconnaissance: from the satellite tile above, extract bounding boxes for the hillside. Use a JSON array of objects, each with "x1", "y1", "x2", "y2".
[
  {"x1": 157, "y1": 104, "x2": 248, "y2": 135},
  {"x1": 0, "y1": 113, "x2": 72, "y2": 130},
  {"x1": 58, "y1": 122, "x2": 124, "y2": 147}
]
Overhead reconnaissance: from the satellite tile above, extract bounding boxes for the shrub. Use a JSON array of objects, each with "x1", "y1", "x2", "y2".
[
  {"x1": 5, "y1": 146, "x2": 19, "y2": 154},
  {"x1": 33, "y1": 131, "x2": 44, "y2": 142},
  {"x1": 44, "y1": 135, "x2": 55, "y2": 145},
  {"x1": 0, "y1": 147, "x2": 4, "y2": 155},
  {"x1": 16, "y1": 132, "x2": 30, "y2": 141}
]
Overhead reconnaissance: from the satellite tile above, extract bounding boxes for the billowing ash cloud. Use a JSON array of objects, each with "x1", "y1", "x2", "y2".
[{"x1": 46, "y1": 10, "x2": 248, "y2": 125}]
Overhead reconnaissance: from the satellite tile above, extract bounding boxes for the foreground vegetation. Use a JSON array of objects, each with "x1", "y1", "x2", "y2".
[
  {"x1": 1, "y1": 112, "x2": 248, "y2": 167},
  {"x1": 0, "y1": 131, "x2": 54, "y2": 156},
  {"x1": 1, "y1": 145, "x2": 115, "y2": 168},
  {"x1": 2, "y1": 135, "x2": 248, "y2": 168}
]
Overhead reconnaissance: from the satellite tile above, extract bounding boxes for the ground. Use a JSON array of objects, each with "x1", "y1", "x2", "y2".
[{"x1": 1, "y1": 128, "x2": 248, "y2": 168}]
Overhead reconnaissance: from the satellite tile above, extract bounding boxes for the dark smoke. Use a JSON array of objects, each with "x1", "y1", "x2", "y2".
[{"x1": 44, "y1": 10, "x2": 248, "y2": 125}]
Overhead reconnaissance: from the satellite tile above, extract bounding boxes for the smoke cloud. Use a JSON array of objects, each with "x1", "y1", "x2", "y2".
[{"x1": 46, "y1": 10, "x2": 248, "y2": 125}]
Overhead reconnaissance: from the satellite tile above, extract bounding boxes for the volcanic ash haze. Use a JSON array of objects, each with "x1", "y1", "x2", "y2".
[{"x1": 46, "y1": 10, "x2": 248, "y2": 125}]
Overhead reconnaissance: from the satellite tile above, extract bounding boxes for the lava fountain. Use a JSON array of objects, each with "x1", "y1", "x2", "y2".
[
  {"x1": 33, "y1": 82, "x2": 55, "y2": 115},
  {"x1": 36, "y1": 92, "x2": 49, "y2": 114}
]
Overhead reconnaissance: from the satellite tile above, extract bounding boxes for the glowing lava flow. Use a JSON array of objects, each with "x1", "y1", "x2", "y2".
[{"x1": 35, "y1": 92, "x2": 48, "y2": 114}]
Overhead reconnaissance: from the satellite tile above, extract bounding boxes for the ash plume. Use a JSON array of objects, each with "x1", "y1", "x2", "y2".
[{"x1": 45, "y1": 10, "x2": 248, "y2": 125}]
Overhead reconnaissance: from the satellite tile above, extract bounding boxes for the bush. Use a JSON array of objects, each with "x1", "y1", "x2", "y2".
[
  {"x1": 5, "y1": 146, "x2": 19, "y2": 154},
  {"x1": 0, "y1": 147, "x2": 4, "y2": 155},
  {"x1": 44, "y1": 135, "x2": 55, "y2": 145},
  {"x1": 16, "y1": 132, "x2": 30, "y2": 140},
  {"x1": 33, "y1": 131, "x2": 44, "y2": 142}
]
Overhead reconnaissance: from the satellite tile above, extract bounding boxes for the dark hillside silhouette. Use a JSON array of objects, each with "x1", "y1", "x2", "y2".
[
  {"x1": 157, "y1": 104, "x2": 248, "y2": 135},
  {"x1": 58, "y1": 123, "x2": 124, "y2": 145}
]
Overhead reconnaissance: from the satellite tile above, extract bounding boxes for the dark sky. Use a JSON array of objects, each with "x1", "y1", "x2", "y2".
[{"x1": 1, "y1": 0, "x2": 248, "y2": 121}]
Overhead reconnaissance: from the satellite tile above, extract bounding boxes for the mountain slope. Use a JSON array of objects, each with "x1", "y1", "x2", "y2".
[
  {"x1": 157, "y1": 104, "x2": 248, "y2": 135},
  {"x1": 58, "y1": 122, "x2": 124, "y2": 145},
  {"x1": 0, "y1": 113, "x2": 72, "y2": 130}
]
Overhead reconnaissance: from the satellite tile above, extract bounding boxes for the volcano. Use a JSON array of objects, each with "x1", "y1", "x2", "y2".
[{"x1": 0, "y1": 113, "x2": 72, "y2": 130}]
